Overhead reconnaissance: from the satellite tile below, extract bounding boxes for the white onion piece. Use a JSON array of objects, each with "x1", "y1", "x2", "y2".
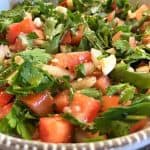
[
  {"x1": 42, "y1": 64, "x2": 75, "y2": 80},
  {"x1": 71, "y1": 76, "x2": 96, "y2": 90},
  {"x1": 102, "y1": 55, "x2": 116, "y2": 75}
]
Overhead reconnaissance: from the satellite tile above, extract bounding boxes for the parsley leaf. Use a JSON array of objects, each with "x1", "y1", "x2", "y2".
[{"x1": 75, "y1": 64, "x2": 86, "y2": 78}]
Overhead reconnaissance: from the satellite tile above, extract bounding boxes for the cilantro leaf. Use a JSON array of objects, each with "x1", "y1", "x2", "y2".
[
  {"x1": 0, "y1": 101, "x2": 37, "y2": 139},
  {"x1": 107, "y1": 83, "x2": 136, "y2": 103},
  {"x1": 18, "y1": 49, "x2": 51, "y2": 64},
  {"x1": 75, "y1": 64, "x2": 86, "y2": 78}
]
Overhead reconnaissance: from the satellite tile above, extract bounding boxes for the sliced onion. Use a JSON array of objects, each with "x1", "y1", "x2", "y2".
[
  {"x1": 71, "y1": 76, "x2": 96, "y2": 90},
  {"x1": 42, "y1": 64, "x2": 75, "y2": 80}
]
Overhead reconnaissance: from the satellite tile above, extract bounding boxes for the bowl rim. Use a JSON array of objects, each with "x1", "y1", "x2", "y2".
[{"x1": 0, "y1": 127, "x2": 150, "y2": 149}]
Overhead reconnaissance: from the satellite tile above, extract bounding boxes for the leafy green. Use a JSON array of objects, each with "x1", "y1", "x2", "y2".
[
  {"x1": 94, "y1": 118, "x2": 130, "y2": 137},
  {"x1": 83, "y1": 135, "x2": 106, "y2": 142},
  {"x1": 18, "y1": 49, "x2": 51, "y2": 64},
  {"x1": 75, "y1": 64, "x2": 86, "y2": 78},
  {"x1": 113, "y1": 40, "x2": 133, "y2": 58},
  {"x1": 63, "y1": 113, "x2": 86, "y2": 127},
  {"x1": 44, "y1": 17, "x2": 64, "y2": 40},
  {"x1": 0, "y1": 101, "x2": 37, "y2": 139},
  {"x1": 107, "y1": 83, "x2": 135, "y2": 103},
  {"x1": 124, "y1": 49, "x2": 150, "y2": 64},
  {"x1": 80, "y1": 88, "x2": 102, "y2": 99}
]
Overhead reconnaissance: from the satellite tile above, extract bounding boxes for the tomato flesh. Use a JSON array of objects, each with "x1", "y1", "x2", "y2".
[
  {"x1": 21, "y1": 91, "x2": 53, "y2": 116},
  {"x1": 101, "y1": 96, "x2": 119, "y2": 112},
  {"x1": 0, "y1": 103, "x2": 13, "y2": 119},
  {"x1": 39, "y1": 115, "x2": 73, "y2": 143},
  {"x1": 69, "y1": 93, "x2": 101, "y2": 122},
  {"x1": 53, "y1": 52, "x2": 91, "y2": 71},
  {"x1": 6, "y1": 18, "x2": 35, "y2": 44},
  {"x1": 54, "y1": 90, "x2": 69, "y2": 113},
  {"x1": 0, "y1": 90, "x2": 13, "y2": 107}
]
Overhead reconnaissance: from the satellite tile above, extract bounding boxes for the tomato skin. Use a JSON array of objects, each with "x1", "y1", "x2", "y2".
[
  {"x1": 61, "y1": 31, "x2": 72, "y2": 45},
  {"x1": 54, "y1": 90, "x2": 69, "y2": 113},
  {"x1": 135, "y1": 4, "x2": 149, "y2": 21},
  {"x1": 6, "y1": 18, "x2": 35, "y2": 44},
  {"x1": 53, "y1": 52, "x2": 91, "y2": 71},
  {"x1": 39, "y1": 115, "x2": 73, "y2": 143},
  {"x1": 69, "y1": 93, "x2": 101, "y2": 122},
  {"x1": 0, "y1": 103, "x2": 13, "y2": 119},
  {"x1": 95, "y1": 76, "x2": 110, "y2": 94},
  {"x1": 101, "y1": 96, "x2": 119, "y2": 112},
  {"x1": 130, "y1": 119, "x2": 148, "y2": 133},
  {"x1": 61, "y1": 25, "x2": 84, "y2": 46},
  {"x1": 9, "y1": 38, "x2": 26, "y2": 52},
  {"x1": 0, "y1": 90, "x2": 13, "y2": 107},
  {"x1": 71, "y1": 25, "x2": 84, "y2": 45},
  {"x1": 21, "y1": 91, "x2": 54, "y2": 116}
]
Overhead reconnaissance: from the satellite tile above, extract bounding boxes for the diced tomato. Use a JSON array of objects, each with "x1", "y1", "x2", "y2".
[
  {"x1": 112, "y1": 31, "x2": 123, "y2": 42},
  {"x1": 61, "y1": 25, "x2": 84, "y2": 45},
  {"x1": 53, "y1": 51, "x2": 91, "y2": 71},
  {"x1": 107, "y1": 11, "x2": 115, "y2": 22},
  {"x1": 135, "y1": 4, "x2": 149, "y2": 21},
  {"x1": 9, "y1": 38, "x2": 26, "y2": 52},
  {"x1": 69, "y1": 93, "x2": 101, "y2": 122},
  {"x1": 54, "y1": 90, "x2": 69, "y2": 113},
  {"x1": 130, "y1": 119, "x2": 148, "y2": 133},
  {"x1": 95, "y1": 75, "x2": 111, "y2": 93},
  {"x1": 71, "y1": 25, "x2": 84, "y2": 45},
  {"x1": 39, "y1": 115, "x2": 73, "y2": 143},
  {"x1": 0, "y1": 90, "x2": 13, "y2": 107},
  {"x1": 21, "y1": 91, "x2": 54, "y2": 116},
  {"x1": 0, "y1": 103, "x2": 13, "y2": 119},
  {"x1": 142, "y1": 35, "x2": 150, "y2": 44},
  {"x1": 101, "y1": 96, "x2": 119, "y2": 112},
  {"x1": 6, "y1": 18, "x2": 35, "y2": 44},
  {"x1": 59, "y1": 0, "x2": 73, "y2": 9},
  {"x1": 61, "y1": 31, "x2": 72, "y2": 45}
]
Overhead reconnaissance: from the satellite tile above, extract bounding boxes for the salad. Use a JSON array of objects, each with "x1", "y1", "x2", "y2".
[{"x1": 0, "y1": 0, "x2": 149, "y2": 143}]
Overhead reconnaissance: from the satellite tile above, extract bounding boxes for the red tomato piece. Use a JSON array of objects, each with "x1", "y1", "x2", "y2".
[
  {"x1": 130, "y1": 119, "x2": 148, "y2": 133},
  {"x1": 61, "y1": 31, "x2": 72, "y2": 45},
  {"x1": 21, "y1": 91, "x2": 54, "y2": 116},
  {"x1": 9, "y1": 38, "x2": 26, "y2": 52},
  {"x1": 71, "y1": 25, "x2": 84, "y2": 45},
  {"x1": 0, "y1": 103, "x2": 13, "y2": 119},
  {"x1": 135, "y1": 4, "x2": 149, "y2": 21},
  {"x1": 54, "y1": 90, "x2": 69, "y2": 113},
  {"x1": 101, "y1": 96, "x2": 120, "y2": 112},
  {"x1": 95, "y1": 75, "x2": 110, "y2": 94},
  {"x1": 39, "y1": 115, "x2": 73, "y2": 143},
  {"x1": 0, "y1": 90, "x2": 13, "y2": 107},
  {"x1": 59, "y1": 0, "x2": 73, "y2": 9},
  {"x1": 61, "y1": 25, "x2": 84, "y2": 46},
  {"x1": 53, "y1": 51, "x2": 91, "y2": 71},
  {"x1": 69, "y1": 93, "x2": 101, "y2": 122},
  {"x1": 6, "y1": 18, "x2": 35, "y2": 44}
]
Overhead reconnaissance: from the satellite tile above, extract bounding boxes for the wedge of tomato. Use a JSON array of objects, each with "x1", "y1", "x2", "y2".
[
  {"x1": 69, "y1": 93, "x2": 101, "y2": 122},
  {"x1": 95, "y1": 75, "x2": 110, "y2": 94},
  {"x1": 39, "y1": 115, "x2": 73, "y2": 143},
  {"x1": 101, "y1": 96, "x2": 120, "y2": 112},
  {"x1": 6, "y1": 18, "x2": 35, "y2": 44},
  {"x1": 21, "y1": 91, "x2": 54, "y2": 116},
  {"x1": 53, "y1": 51, "x2": 91, "y2": 71},
  {"x1": 54, "y1": 90, "x2": 69, "y2": 113}
]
